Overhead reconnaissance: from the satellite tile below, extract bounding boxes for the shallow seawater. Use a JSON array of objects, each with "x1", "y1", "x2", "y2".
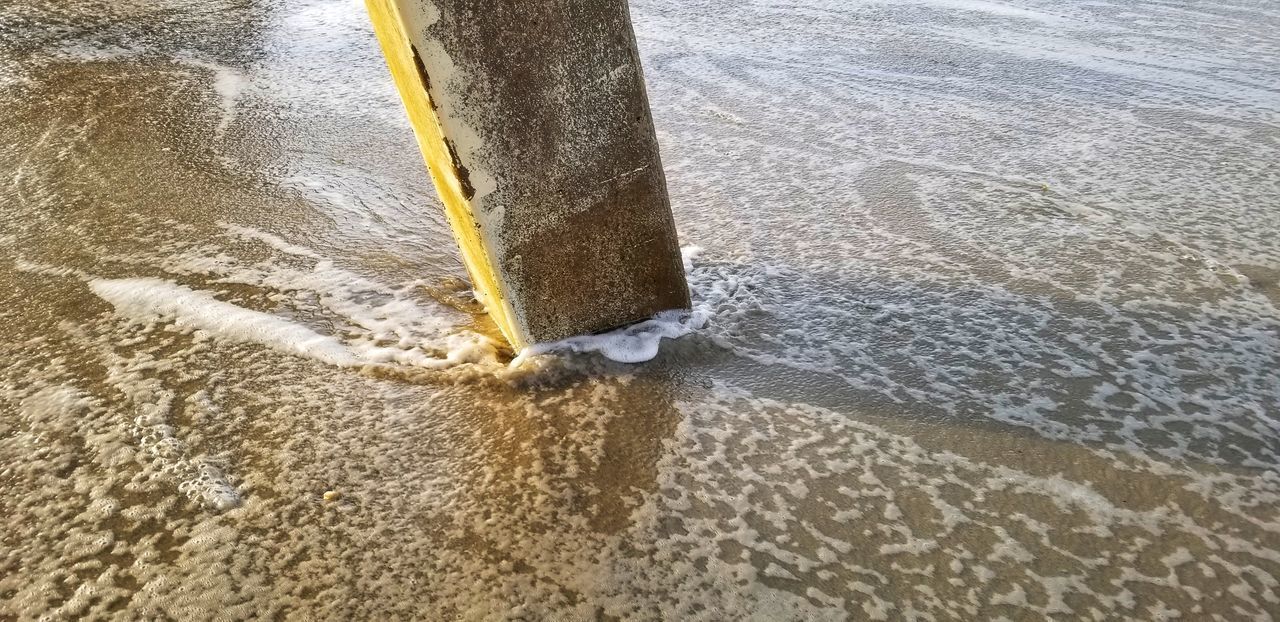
[{"x1": 2, "y1": 0, "x2": 1279, "y2": 619}]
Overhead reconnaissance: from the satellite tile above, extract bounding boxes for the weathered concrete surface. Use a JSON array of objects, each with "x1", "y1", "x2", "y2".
[{"x1": 365, "y1": 0, "x2": 690, "y2": 349}]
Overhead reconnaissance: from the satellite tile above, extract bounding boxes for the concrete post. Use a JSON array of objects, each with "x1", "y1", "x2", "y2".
[{"x1": 364, "y1": 0, "x2": 691, "y2": 350}]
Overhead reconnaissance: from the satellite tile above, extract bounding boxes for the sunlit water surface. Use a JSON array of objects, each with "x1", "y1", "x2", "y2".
[{"x1": 2, "y1": 0, "x2": 1279, "y2": 619}]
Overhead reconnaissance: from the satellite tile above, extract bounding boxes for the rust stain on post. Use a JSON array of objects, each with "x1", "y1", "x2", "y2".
[{"x1": 365, "y1": 0, "x2": 690, "y2": 349}]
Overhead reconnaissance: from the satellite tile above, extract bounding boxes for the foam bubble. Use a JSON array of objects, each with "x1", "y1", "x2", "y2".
[
  {"x1": 514, "y1": 309, "x2": 704, "y2": 365},
  {"x1": 512, "y1": 246, "x2": 714, "y2": 365}
]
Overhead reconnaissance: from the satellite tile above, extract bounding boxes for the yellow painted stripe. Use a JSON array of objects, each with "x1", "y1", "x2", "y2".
[{"x1": 364, "y1": 0, "x2": 525, "y2": 349}]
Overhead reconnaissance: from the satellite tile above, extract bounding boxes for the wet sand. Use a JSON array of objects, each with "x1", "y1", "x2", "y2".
[{"x1": 2, "y1": 0, "x2": 1278, "y2": 619}]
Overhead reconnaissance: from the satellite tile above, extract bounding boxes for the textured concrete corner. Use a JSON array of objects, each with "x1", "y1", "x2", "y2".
[{"x1": 365, "y1": 0, "x2": 690, "y2": 349}]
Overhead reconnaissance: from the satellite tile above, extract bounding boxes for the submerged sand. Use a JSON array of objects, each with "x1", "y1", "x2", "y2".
[{"x1": 1, "y1": 0, "x2": 1278, "y2": 619}]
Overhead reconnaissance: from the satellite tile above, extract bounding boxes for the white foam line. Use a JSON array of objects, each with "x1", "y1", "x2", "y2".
[
  {"x1": 90, "y1": 277, "x2": 499, "y2": 370},
  {"x1": 90, "y1": 278, "x2": 358, "y2": 366},
  {"x1": 180, "y1": 59, "x2": 247, "y2": 138},
  {"x1": 221, "y1": 222, "x2": 322, "y2": 258}
]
